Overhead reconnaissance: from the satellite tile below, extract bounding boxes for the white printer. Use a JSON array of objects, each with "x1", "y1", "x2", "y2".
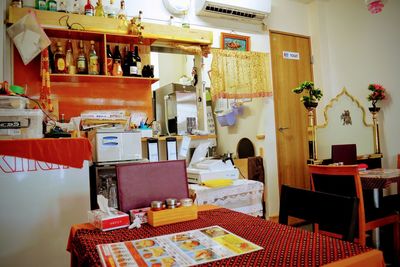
[{"x1": 187, "y1": 142, "x2": 239, "y2": 184}]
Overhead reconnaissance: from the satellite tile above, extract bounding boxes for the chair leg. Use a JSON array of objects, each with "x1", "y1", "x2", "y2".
[{"x1": 394, "y1": 219, "x2": 400, "y2": 267}]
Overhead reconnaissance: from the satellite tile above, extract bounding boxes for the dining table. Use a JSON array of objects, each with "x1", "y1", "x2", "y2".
[{"x1": 67, "y1": 205, "x2": 384, "y2": 267}]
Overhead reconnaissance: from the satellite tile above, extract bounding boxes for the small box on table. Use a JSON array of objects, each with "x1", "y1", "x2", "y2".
[
  {"x1": 147, "y1": 205, "x2": 198, "y2": 227},
  {"x1": 88, "y1": 208, "x2": 130, "y2": 231}
]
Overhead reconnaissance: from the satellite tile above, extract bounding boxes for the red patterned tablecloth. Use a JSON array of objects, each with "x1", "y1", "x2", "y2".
[
  {"x1": 69, "y1": 208, "x2": 373, "y2": 267},
  {"x1": 360, "y1": 169, "x2": 400, "y2": 190}
]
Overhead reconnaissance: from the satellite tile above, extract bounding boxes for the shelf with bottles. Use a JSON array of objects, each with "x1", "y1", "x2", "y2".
[
  {"x1": 49, "y1": 73, "x2": 159, "y2": 84},
  {"x1": 44, "y1": 28, "x2": 156, "y2": 81}
]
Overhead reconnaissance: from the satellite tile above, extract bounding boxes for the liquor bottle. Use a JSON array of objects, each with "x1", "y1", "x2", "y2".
[
  {"x1": 95, "y1": 0, "x2": 105, "y2": 17},
  {"x1": 54, "y1": 42, "x2": 67, "y2": 73},
  {"x1": 76, "y1": 40, "x2": 88, "y2": 74},
  {"x1": 57, "y1": 0, "x2": 67, "y2": 12},
  {"x1": 88, "y1": 40, "x2": 99, "y2": 75},
  {"x1": 84, "y1": 0, "x2": 94, "y2": 16},
  {"x1": 106, "y1": 44, "x2": 113, "y2": 76},
  {"x1": 112, "y1": 45, "x2": 122, "y2": 76},
  {"x1": 126, "y1": 44, "x2": 137, "y2": 76},
  {"x1": 36, "y1": 0, "x2": 46, "y2": 10},
  {"x1": 117, "y1": 0, "x2": 127, "y2": 20},
  {"x1": 134, "y1": 46, "x2": 142, "y2": 77},
  {"x1": 48, "y1": 45, "x2": 55, "y2": 74},
  {"x1": 65, "y1": 39, "x2": 74, "y2": 73},
  {"x1": 71, "y1": 0, "x2": 80, "y2": 14},
  {"x1": 46, "y1": 0, "x2": 57, "y2": 11},
  {"x1": 105, "y1": 0, "x2": 116, "y2": 18}
]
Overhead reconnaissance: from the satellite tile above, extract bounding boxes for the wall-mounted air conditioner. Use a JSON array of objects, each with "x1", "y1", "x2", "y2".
[{"x1": 196, "y1": 0, "x2": 271, "y2": 24}]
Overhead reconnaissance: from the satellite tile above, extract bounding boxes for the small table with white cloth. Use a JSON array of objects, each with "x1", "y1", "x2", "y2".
[{"x1": 189, "y1": 179, "x2": 264, "y2": 217}]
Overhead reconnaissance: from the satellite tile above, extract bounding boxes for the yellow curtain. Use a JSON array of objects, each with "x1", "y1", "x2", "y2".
[{"x1": 210, "y1": 48, "x2": 273, "y2": 100}]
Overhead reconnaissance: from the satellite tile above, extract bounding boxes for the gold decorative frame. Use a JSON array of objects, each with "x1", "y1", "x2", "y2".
[
  {"x1": 314, "y1": 88, "x2": 377, "y2": 160},
  {"x1": 220, "y1": 33, "x2": 250, "y2": 51}
]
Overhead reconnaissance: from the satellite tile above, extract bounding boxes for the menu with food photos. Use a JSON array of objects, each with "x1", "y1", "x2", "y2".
[{"x1": 97, "y1": 225, "x2": 263, "y2": 267}]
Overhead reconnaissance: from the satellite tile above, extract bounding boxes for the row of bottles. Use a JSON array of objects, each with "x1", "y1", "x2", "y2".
[
  {"x1": 48, "y1": 40, "x2": 143, "y2": 77},
  {"x1": 49, "y1": 39, "x2": 99, "y2": 75},
  {"x1": 106, "y1": 44, "x2": 142, "y2": 77},
  {"x1": 32, "y1": 0, "x2": 127, "y2": 19}
]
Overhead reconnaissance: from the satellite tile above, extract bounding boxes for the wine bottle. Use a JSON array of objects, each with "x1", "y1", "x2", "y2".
[
  {"x1": 88, "y1": 40, "x2": 99, "y2": 75},
  {"x1": 46, "y1": 0, "x2": 57, "y2": 11},
  {"x1": 95, "y1": 0, "x2": 105, "y2": 17},
  {"x1": 65, "y1": 39, "x2": 74, "y2": 73},
  {"x1": 54, "y1": 42, "x2": 67, "y2": 73},
  {"x1": 112, "y1": 45, "x2": 123, "y2": 76},
  {"x1": 77, "y1": 40, "x2": 88, "y2": 74},
  {"x1": 71, "y1": 0, "x2": 80, "y2": 14},
  {"x1": 105, "y1": 0, "x2": 116, "y2": 18},
  {"x1": 106, "y1": 44, "x2": 113, "y2": 76},
  {"x1": 84, "y1": 0, "x2": 94, "y2": 16},
  {"x1": 122, "y1": 45, "x2": 131, "y2": 76},
  {"x1": 134, "y1": 46, "x2": 142, "y2": 77}
]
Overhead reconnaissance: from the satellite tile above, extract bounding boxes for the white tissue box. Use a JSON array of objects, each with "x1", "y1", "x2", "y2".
[
  {"x1": 139, "y1": 128, "x2": 153, "y2": 138},
  {"x1": 88, "y1": 208, "x2": 130, "y2": 231}
]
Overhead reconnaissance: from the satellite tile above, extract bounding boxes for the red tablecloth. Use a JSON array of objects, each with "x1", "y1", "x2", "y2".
[
  {"x1": 68, "y1": 208, "x2": 376, "y2": 267},
  {"x1": 0, "y1": 138, "x2": 92, "y2": 168}
]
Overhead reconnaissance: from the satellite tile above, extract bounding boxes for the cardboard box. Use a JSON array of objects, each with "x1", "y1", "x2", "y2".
[
  {"x1": 88, "y1": 208, "x2": 130, "y2": 231},
  {"x1": 148, "y1": 205, "x2": 198, "y2": 227},
  {"x1": 0, "y1": 109, "x2": 43, "y2": 139}
]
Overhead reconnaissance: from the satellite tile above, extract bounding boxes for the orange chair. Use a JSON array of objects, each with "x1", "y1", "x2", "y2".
[{"x1": 308, "y1": 165, "x2": 399, "y2": 248}]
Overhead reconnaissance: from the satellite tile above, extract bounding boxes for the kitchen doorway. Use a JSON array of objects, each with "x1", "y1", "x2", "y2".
[{"x1": 270, "y1": 30, "x2": 314, "y2": 190}]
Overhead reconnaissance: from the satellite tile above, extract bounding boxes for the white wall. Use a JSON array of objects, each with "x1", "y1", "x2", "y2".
[{"x1": 309, "y1": 0, "x2": 400, "y2": 168}]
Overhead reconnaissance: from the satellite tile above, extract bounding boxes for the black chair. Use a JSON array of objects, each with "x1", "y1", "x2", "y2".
[
  {"x1": 331, "y1": 144, "x2": 357, "y2": 165},
  {"x1": 279, "y1": 184, "x2": 359, "y2": 242}
]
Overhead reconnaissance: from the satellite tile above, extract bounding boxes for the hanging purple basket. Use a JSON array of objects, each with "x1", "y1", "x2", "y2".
[{"x1": 217, "y1": 111, "x2": 236, "y2": 126}]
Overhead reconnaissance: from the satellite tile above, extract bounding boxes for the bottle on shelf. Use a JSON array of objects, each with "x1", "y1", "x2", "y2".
[
  {"x1": 65, "y1": 39, "x2": 74, "y2": 73},
  {"x1": 88, "y1": 40, "x2": 99, "y2": 75},
  {"x1": 134, "y1": 46, "x2": 142, "y2": 77},
  {"x1": 127, "y1": 44, "x2": 138, "y2": 76},
  {"x1": 48, "y1": 45, "x2": 55, "y2": 74},
  {"x1": 84, "y1": 0, "x2": 94, "y2": 16},
  {"x1": 122, "y1": 45, "x2": 132, "y2": 76},
  {"x1": 71, "y1": 0, "x2": 80, "y2": 14},
  {"x1": 106, "y1": 44, "x2": 113, "y2": 76},
  {"x1": 77, "y1": 40, "x2": 88, "y2": 74},
  {"x1": 35, "y1": 0, "x2": 46, "y2": 10},
  {"x1": 112, "y1": 45, "x2": 123, "y2": 76},
  {"x1": 10, "y1": 0, "x2": 23, "y2": 8},
  {"x1": 95, "y1": 0, "x2": 105, "y2": 17},
  {"x1": 117, "y1": 0, "x2": 127, "y2": 20},
  {"x1": 105, "y1": 0, "x2": 116, "y2": 18},
  {"x1": 54, "y1": 41, "x2": 67, "y2": 74},
  {"x1": 46, "y1": 0, "x2": 57, "y2": 11},
  {"x1": 57, "y1": 0, "x2": 67, "y2": 12}
]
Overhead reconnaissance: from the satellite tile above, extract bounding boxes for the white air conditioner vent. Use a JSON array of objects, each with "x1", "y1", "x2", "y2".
[{"x1": 196, "y1": 0, "x2": 271, "y2": 24}]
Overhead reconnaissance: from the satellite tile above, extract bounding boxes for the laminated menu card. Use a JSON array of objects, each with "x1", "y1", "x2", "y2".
[{"x1": 97, "y1": 225, "x2": 262, "y2": 267}]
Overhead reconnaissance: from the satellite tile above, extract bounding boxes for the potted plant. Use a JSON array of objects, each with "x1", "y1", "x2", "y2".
[
  {"x1": 367, "y1": 83, "x2": 386, "y2": 112},
  {"x1": 292, "y1": 81, "x2": 323, "y2": 109}
]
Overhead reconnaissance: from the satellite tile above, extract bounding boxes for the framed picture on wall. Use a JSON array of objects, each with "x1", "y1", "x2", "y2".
[{"x1": 221, "y1": 33, "x2": 250, "y2": 51}]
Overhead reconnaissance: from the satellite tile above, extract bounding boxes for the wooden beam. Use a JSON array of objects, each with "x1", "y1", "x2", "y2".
[{"x1": 7, "y1": 7, "x2": 213, "y2": 45}]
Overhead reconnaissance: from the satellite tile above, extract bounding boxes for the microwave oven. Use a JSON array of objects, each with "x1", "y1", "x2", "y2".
[{"x1": 89, "y1": 129, "x2": 142, "y2": 163}]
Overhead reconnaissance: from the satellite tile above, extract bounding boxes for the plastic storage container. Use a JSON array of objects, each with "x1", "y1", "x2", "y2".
[
  {"x1": 0, "y1": 96, "x2": 28, "y2": 109},
  {"x1": 0, "y1": 109, "x2": 43, "y2": 139}
]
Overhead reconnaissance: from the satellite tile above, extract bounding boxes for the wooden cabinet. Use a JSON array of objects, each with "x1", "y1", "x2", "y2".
[{"x1": 8, "y1": 7, "x2": 212, "y2": 122}]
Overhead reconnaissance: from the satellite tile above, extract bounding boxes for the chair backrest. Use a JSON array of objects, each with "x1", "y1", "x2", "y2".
[
  {"x1": 397, "y1": 154, "x2": 400, "y2": 168},
  {"x1": 308, "y1": 165, "x2": 366, "y2": 244},
  {"x1": 331, "y1": 144, "x2": 357, "y2": 165},
  {"x1": 279, "y1": 184, "x2": 359, "y2": 242},
  {"x1": 116, "y1": 160, "x2": 189, "y2": 213}
]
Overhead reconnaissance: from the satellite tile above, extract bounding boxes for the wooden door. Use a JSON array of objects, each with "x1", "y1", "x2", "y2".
[{"x1": 270, "y1": 31, "x2": 314, "y2": 189}]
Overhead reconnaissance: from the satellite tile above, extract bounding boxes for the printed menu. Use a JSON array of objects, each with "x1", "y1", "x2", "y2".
[{"x1": 97, "y1": 225, "x2": 263, "y2": 267}]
